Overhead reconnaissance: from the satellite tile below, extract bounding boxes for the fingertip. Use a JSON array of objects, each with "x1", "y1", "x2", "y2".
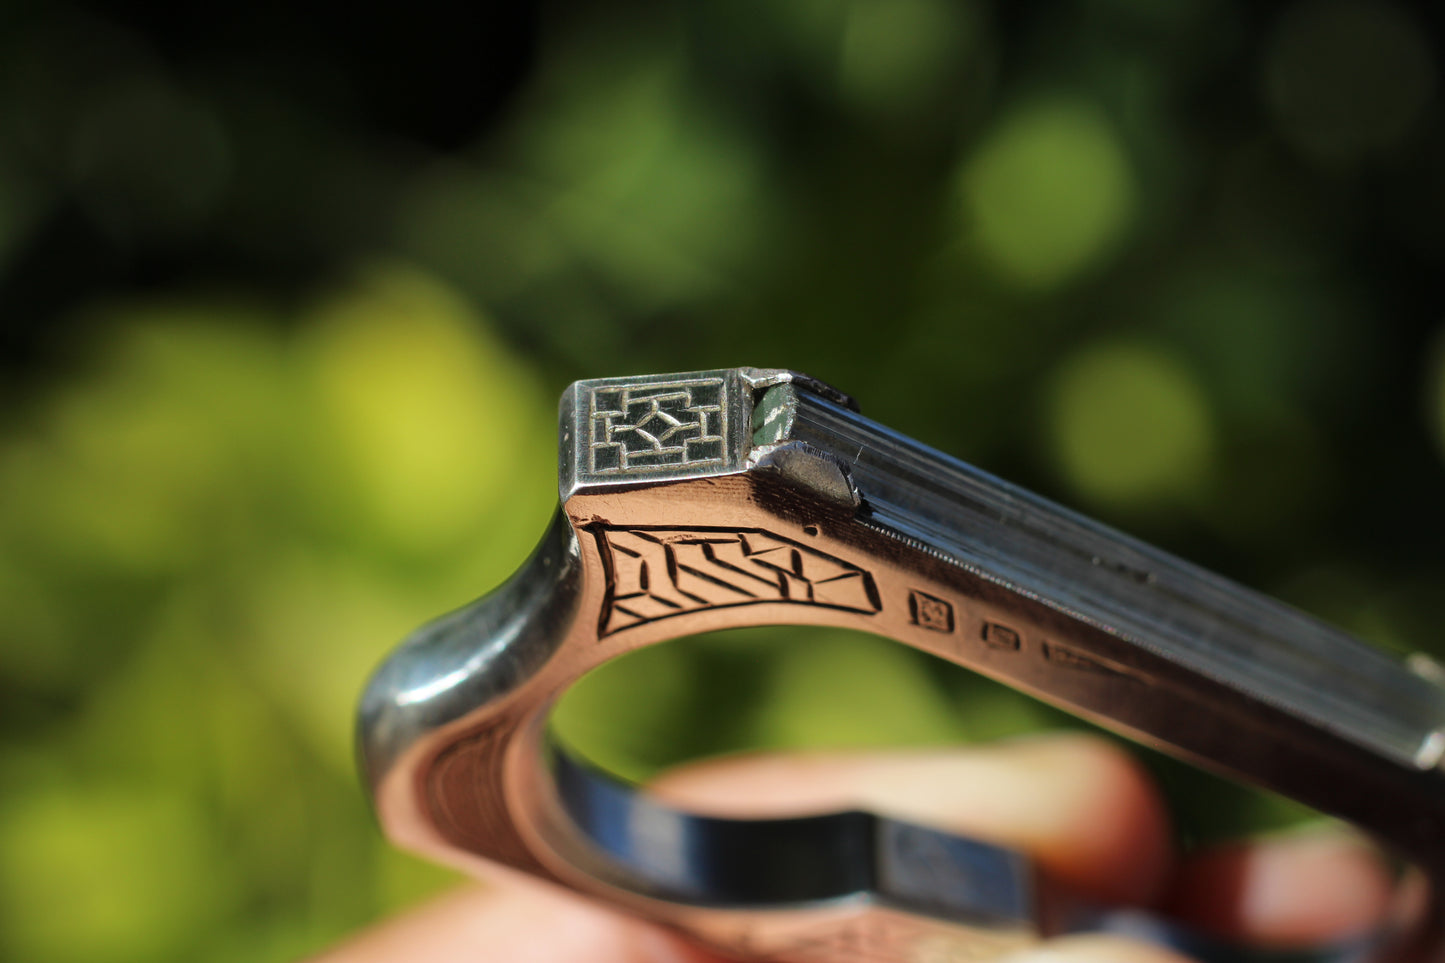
[
  {"x1": 651, "y1": 734, "x2": 1173, "y2": 906},
  {"x1": 1163, "y1": 829, "x2": 1395, "y2": 946},
  {"x1": 992, "y1": 734, "x2": 1173, "y2": 906}
]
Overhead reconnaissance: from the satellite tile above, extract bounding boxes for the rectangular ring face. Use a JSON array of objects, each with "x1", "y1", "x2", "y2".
[{"x1": 562, "y1": 369, "x2": 753, "y2": 496}]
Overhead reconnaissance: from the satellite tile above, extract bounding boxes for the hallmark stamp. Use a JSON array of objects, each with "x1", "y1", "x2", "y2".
[
  {"x1": 1041, "y1": 642, "x2": 1141, "y2": 682},
  {"x1": 981, "y1": 622, "x2": 1021, "y2": 651},
  {"x1": 909, "y1": 590, "x2": 955, "y2": 633},
  {"x1": 586, "y1": 376, "x2": 726, "y2": 475},
  {"x1": 594, "y1": 526, "x2": 880, "y2": 635}
]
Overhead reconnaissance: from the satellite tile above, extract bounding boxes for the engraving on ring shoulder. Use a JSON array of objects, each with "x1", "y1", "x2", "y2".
[
  {"x1": 593, "y1": 526, "x2": 881, "y2": 635},
  {"x1": 424, "y1": 722, "x2": 512, "y2": 848}
]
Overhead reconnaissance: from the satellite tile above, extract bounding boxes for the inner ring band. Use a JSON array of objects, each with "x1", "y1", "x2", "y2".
[{"x1": 537, "y1": 729, "x2": 1386, "y2": 963}]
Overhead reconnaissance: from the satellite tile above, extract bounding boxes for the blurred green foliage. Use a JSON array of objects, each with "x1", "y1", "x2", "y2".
[
  {"x1": 0, "y1": 269, "x2": 556, "y2": 961},
  {"x1": 3, "y1": 1, "x2": 1445, "y2": 961}
]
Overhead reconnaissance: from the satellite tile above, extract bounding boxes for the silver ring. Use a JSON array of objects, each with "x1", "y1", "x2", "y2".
[{"x1": 359, "y1": 368, "x2": 1443, "y2": 962}]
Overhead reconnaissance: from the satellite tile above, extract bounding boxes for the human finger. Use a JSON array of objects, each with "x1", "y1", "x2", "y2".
[
  {"x1": 1162, "y1": 829, "x2": 1397, "y2": 946},
  {"x1": 316, "y1": 736, "x2": 1173, "y2": 963},
  {"x1": 649, "y1": 733, "x2": 1174, "y2": 907},
  {"x1": 307, "y1": 872, "x2": 729, "y2": 963}
]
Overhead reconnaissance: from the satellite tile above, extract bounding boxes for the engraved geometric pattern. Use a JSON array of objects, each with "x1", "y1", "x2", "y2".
[
  {"x1": 587, "y1": 377, "x2": 726, "y2": 475},
  {"x1": 595, "y1": 527, "x2": 879, "y2": 635}
]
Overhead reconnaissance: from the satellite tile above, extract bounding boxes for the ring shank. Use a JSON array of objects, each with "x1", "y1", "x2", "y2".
[
  {"x1": 360, "y1": 368, "x2": 1445, "y2": 962},
  {"x1": 364, "y1": 491, "x2": 1439, "y2": 960}
]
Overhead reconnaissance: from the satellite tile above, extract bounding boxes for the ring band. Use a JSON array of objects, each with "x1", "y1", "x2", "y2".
[{"x1": 359, "y1": 368, "x2": 1443, "y2": 961}]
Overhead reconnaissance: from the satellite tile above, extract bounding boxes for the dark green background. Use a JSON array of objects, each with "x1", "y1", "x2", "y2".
[{"x1": 3, "y1": 1, "x2": 1445, "y2": 960}]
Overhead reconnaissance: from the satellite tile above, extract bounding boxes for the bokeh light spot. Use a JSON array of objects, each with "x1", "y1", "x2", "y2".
[
  {"x1": 1265, "y1": 0, "x2": 1436, "y2": 166},
  {"x1": 1047, "y1": 343, "x2": 1215, "y2": 508},
  {"x1": 4, "y1": 315, "x2": 280, "y2": 576},
  {"x1": 961, "y1": 100, "x2": 1136, "y2": 288},
  {"x1": 838, "y1": 0, "x2": 972, "y2": 116},
  {"x1": 300, "y1": 263, "x2": 549, "y2": 554}
]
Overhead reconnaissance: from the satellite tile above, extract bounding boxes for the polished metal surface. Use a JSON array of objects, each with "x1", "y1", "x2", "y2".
[{"x1": 359, "y1": 367, "x2": 1445, "y2": 962}]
